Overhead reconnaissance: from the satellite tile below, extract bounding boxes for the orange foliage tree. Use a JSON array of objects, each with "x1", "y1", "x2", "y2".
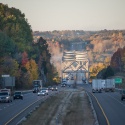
[{"x1": 25, "y1": 59, "x2": 38, "y2": 85}]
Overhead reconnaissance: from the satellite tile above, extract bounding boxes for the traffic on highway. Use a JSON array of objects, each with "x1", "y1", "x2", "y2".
[
  {"x1": 0, "y1": 81, "x2": 125, "y2": 125},
  {"x1": 0, "y1": 85, "x2": 59, "y2": 125}
]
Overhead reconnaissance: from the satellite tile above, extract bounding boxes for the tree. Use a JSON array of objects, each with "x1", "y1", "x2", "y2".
[
  {"x1": 110, "y1": 48, "x2": 123, "y2": 72},
  {"x1": 104, "y1": 57, "x2": 111, "y2": 66},
  {"x1": 103, "y1": 66, "x2": 114, "y2": 79},
  {"x1": 25, "y1": 59, "x2": 38, "y2": 85},
  {"x1": 0, "y1": 3, "x2": 33, "y2": 52},
  {"x1": 21, "y1": 51, "x2": 28, "y2": 66},
  {"x1": 89, "y1": 63, "x2": 106, "y2": 78},
  {"x1": 0, "y1": 32, "x2": 15, "y2": 57},
  {"x1": 0, "y1": 57, "x2": 19, "y2": 77}
]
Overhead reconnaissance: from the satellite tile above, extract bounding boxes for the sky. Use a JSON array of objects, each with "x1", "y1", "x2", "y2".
[{"x1": 0, "y1": 0, "x2": 125, "y2": 31}]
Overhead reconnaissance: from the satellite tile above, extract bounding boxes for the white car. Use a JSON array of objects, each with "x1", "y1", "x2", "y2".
[
  {"x1": 41, "y1": 88, "x2": 49, "y2": 95},
  {"x1": 37, "y1": 90, "x2": 46, "y2": 96}
]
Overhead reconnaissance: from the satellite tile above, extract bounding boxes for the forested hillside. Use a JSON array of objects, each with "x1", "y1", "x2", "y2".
[
  {"x1": 1, "y1": 3, "x2": 125, "y2": 89},
  {"x1": 0, "y1": 3, "x2": 58, "y2": 89}
]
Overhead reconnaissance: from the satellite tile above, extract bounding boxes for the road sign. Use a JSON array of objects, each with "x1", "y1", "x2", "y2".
[
  {"x1": 2, "y1": 75, "x2": 10, "y2": 77},
  {"x1": 115, "y1": 78, "x2": 122, "y2": 84}
]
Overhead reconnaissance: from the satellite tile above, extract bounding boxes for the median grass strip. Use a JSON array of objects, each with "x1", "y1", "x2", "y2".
[
  {"x1": 21, "y1": 88, "x2": 95, "y2": 125},
  {"x1": 62, "y1": 92, "x2": 95, "y2": 125}
]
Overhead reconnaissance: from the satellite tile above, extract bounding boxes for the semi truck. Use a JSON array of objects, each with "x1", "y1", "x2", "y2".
[
  {"x1": 105, "y1": 79, "x2": 115, "y2": 92},
  {"x1": 101, "y1": 80, "x2": 105, "y2": 90},
  {"x1": 32, "y1": 80, "x2": 42, "y2": 93},
  {"x1": 92, "y1": 79, "x2": 102, "y2": 93}
]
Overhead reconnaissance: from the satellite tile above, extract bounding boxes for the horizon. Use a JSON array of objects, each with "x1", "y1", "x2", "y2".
[{"x1": 33, "y1": 29, "x2": 125, "y2": 32}]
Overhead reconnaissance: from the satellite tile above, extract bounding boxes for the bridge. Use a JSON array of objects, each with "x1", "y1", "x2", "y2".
[{"x1": 61, "y1": 50, "x2": 89, "y2": 85}]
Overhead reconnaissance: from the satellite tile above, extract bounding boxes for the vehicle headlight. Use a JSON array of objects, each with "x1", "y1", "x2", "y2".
[{"x1": 6, "y1": 97, "x2": 9, "y2": 99}]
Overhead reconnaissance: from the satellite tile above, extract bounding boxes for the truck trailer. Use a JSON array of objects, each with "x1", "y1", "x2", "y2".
[
  {"x1": 92, "y1": 79, "x2": 102, "y2": 93},
  {"x1": 105, "y1": 79, "x2": 115, "y2": 92}
]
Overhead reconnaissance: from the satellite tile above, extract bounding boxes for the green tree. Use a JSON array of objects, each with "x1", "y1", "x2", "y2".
[
  {"x1": 103, "y1": 66, "x2": 114, "y2": 79},
  {"x1": 0, "y1": 3, "x2": 33, "y2": 52},
  {"x1": 0, "y1": 57, "x2": 19, "y2": 77},
  {"x1": 0, "y1": 32, "x2": 15, "y2": 57}
]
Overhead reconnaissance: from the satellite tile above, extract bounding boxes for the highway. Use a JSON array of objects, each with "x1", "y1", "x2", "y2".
[
  {"x1": 0, "y1": 89, "x2": 59, "y2": 125},
  {"x1": 83, "y1": 84, "x2": 125, "y2": 125},
  {"x1": 1, "y1": 84, "x2": 125, "y2": 125}
]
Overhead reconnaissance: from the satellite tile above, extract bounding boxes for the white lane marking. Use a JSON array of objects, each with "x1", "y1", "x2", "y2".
[{"x1": 106, "y1": 93, "x2": 125, "y2": 107}]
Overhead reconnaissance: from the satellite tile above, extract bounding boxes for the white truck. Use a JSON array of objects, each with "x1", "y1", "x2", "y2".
[
  {"x1": 0, "y1": 89, "x2": 12, "y2": 103},
  {"x1": 105, "y1": 79, "x2": 115, "y2": 92},
  {"x1": 92, "y1": 79, "x2": 102, "y2": 93},
  {"x1": 101, "y1": 80, "x2": 105, "y2": 90}
]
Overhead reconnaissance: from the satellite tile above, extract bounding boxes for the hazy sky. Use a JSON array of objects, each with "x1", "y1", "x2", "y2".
[{"x1": 0, "y1": 0, "x2": 125, "y2": 31}]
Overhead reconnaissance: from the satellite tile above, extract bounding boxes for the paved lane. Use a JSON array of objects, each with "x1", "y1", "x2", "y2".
[{"x1": 83, "y1": 84, "x2": 125, "y2": 125}]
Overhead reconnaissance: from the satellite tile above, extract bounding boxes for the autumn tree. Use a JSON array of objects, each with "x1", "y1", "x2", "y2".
[
  {"x1": 25, "y1": 59, "x2": 38, "y2": 85},
  {"x1": 89, "y1": 63, "x2": 106, "y2": 79},
  {"x1": 110, "y1": 48, "x2": 123, "y2": 72}
]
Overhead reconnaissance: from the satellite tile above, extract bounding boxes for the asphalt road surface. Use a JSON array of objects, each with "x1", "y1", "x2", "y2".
[
  {"x1": 0, "y1": 89, "x2": 59, "y2": 125},
  {"x1": 83, "y1": 84, "x2": 125, "y2": 125}
]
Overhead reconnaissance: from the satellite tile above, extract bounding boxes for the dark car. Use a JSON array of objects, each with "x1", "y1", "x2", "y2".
[
  {"x1": 121, "y1": 90, "x2": 125, "y2": 101},
  {"x1": 48, "y1": 86, "x2": 52, "y2": 90},
  {"x1": 13, "y1": 91, "x2": 23, "y2": 100}
]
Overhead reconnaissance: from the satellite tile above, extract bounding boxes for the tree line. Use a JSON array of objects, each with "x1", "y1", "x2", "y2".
[{"x1": 0, "y1": 3, "x2": 59, "y2": 89}]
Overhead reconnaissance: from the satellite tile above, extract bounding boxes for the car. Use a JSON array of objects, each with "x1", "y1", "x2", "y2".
[
  {"x1": 121, "y1": 89, "x2": 125, "y2": 101},
  {"x1": 38, "y1": 90, "x2": 46, "y2": 96},
  {"x1": 33, "y1": 87, "x2": 40, "y2": 93},
  {"x1": 41, "y1": 88, "x2": 49, "y2": 95},
  {"x1": 0, "y1": 92, "x2": 12, "y2": 103},
  {"x1": 52, "y1": 86, "x2": 58, "y2": 91},
  {"x1": 61, "y1": 84, "x2": 66, "y2": 87},
  {"x1": 13, "y1": 91, "x2": 23, "y2": 100},
  {"x1": 48, "y1": 86, "x2": 52, "y2": 90}
]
